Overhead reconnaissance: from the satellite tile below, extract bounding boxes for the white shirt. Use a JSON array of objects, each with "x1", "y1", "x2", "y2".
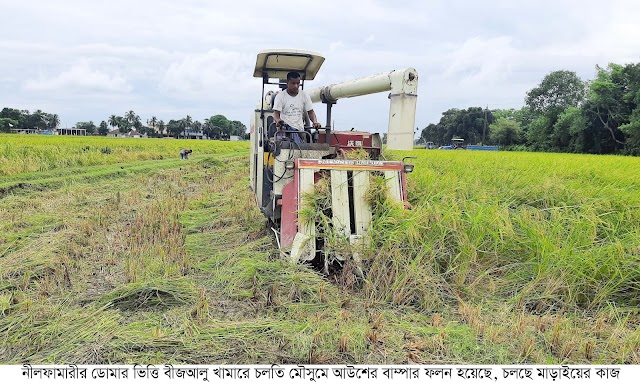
[{"x1": 273, "y1": 89, "x2": 313, "y2": 132}]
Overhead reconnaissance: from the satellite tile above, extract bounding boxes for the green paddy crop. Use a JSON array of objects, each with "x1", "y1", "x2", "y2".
[
  {"x1": 385, "y1": 150, "x2": 640, "y2": 311},
  {"x1": 1, "y1": 135, "x2": 639, "y2": 364},
  {"x1": 0, "y1": 134, "x2": 247, "y2": 176}
]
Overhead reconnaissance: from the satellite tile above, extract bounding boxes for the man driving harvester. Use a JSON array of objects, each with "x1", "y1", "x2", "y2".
[{"x1": 273, "y1": 71, "x2": 322, "y2": 143}]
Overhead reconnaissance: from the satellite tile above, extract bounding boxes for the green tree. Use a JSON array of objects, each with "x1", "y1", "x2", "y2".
[
  {"x1": 492, "y1": 108, "x2": 520, "y2": 122},
  {"x1": 125, "y1": 110, "x2": 137, "y2": 124},
  {"x1": 492, "y1": 108, "x2": 533, "y2": 126},
  {"x1": 118, "y1": 116, "x2": 131, "y2": 132},
  {"x1": 229, "y1": 120, "x2": 247, "y2": 137},
  {"x1": 524, "y1": 70, "x2": 586, "y2": 151},
  {"x1": 208, "y1": 115, "x2": 229, "y2": 131},
  {"x1": 620, "y1": 112, "x2": 640, "y2": 154},
  {"x1": 76, "y1": 121, "x2": 97, "y2": 134},
  {"x1": 139, "y1": 126, "x2": 155, "y2": 137},
  {"x1": 526, "y1": 70, "x2": 586, "y2": 118},
  {"x1": 27, "y1": 110, "x2": 48, "y2": 129},
  {"x1": 553, "y1": 107, "x2": 588, "y2": 152},
  {"x1": 108, "y1": 115, "x2": 118, "y2": 130},
  {"x1": 0, "y1": 108, "x2": 21, "y2": 122},
  {"x1": 526, "y1": 116, "x2": 554, "y2": 151},
  {"x1": 18, "y1": 110, "x2": 30, "y2": 128},
  {"x1": 1, "y1": 108, "x2": 61, "y2": 131},
  {"x1": 489, "y1": 118, "x2": 522, "y2": 146},
  {"x1": 203, "y1": 118, "x2": 214, "y2": 138},
  {"x1": 204, "y1": 115, "x2": 231, "y2": 139},
  {"x1": 166, "y1": 119, "x2": 185, "y2": 138},
  {"x1": 420, "y1": 107, "x2": 493, "y2": 146},
  {"x1": 0, "y1": 118, "x2": 18, "y2": 132},
  {"x1": 122, "y1": 110, "x2": 142, "y2": 130},
  {"x1": 420, "y1": 123, "x2": 446, "y2": 145},
  {"x1": 98, "y1": 121, "x2": 109, "y2": 136},
  {"x1": 587, "y1": 63, "x2": 640, "y2": 151},
  {"x1": 46, "y1": 114, "x2": 60, "y2": 130}
]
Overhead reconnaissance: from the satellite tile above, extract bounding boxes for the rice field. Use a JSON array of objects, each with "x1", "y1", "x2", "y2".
[{"x1": 0, "y1": 134, "x2": 639, "y2": 364}]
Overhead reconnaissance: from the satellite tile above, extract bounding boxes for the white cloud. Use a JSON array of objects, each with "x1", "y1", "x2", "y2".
[
  {"x1": 329, "y1": 41, "x2": 345, "y2": 52},
  {"x1": 441, "y1": 36, "x2": 517, "y2": 86},
  {"x1": 23, "y1": 61, "x2": 132, "y2": 93},
  {"x1": 159, "y1": 49, "x2": 255, "y2": 99}
]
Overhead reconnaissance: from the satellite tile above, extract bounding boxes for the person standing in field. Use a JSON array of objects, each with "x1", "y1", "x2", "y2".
[
  {"x1": 180, "y1": 149, "x2": 192, "y2": 159},
  {"x1": 273, "y1": 71, "x2": 322, "y2": 143}
]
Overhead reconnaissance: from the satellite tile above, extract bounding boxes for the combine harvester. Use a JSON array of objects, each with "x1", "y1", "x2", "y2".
[{"x1": 249, "y1": 49, "x2": 418, "y2": 274}]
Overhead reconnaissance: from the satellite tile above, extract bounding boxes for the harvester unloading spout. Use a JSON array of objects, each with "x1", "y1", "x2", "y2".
[
  {"x1": 308, "y1": 68, "x2": 418, "y2": 150},
  {"x1": 249, "y1": 49, "x2": 418, "y2": 274}
]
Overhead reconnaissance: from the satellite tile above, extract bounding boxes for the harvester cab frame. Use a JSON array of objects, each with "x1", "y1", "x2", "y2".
[
  {"x1": 254, "y1": 50, "x2": 331, "y2": 146},
  {"x1": 250, "y1": 49, "x2": 418, "y2": 274}
]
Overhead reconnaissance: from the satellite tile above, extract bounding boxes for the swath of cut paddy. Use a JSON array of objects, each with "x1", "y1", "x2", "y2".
[{"x1": 0, "y1": 134, "x2": 639, "y2": 364}]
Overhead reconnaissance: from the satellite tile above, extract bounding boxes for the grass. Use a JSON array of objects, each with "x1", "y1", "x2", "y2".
[{"x1": 0, "y1": 135, "x2": 639, "y2": 364}]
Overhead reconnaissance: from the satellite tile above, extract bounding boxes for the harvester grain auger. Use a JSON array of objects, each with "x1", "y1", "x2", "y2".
[{"x1": 249, "y1": 49, "x2": 418, "y2": 274}]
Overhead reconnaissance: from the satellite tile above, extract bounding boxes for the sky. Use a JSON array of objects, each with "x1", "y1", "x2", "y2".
[{"x1": 1, "y1": 0, "x2": 639, "y2": 135}]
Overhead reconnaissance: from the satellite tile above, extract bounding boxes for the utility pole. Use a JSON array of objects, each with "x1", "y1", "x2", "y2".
[{"x1": 482, "y1": 105, "x2": 488, "y2": 145}]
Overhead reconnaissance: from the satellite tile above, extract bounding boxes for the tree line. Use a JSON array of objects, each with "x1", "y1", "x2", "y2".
[
  {"x1": 0, "y1": 109, "x2": 247, "y2": 140},
  {"x1": 419, "y1": 62, "x2": 640, "y2": 155},
  {"x1": 0, "y1": 108, "x2": 60, "y2": 131}
]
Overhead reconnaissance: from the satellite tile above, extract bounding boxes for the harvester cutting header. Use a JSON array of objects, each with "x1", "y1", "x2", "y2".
[{"x1": 249, "y1": 49, "x2": 419, "y2": 273}]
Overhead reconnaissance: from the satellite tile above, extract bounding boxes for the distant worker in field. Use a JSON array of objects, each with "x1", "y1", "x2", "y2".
[
  {"x1": 180, "y1": 149, "x2": 192, "y2": 159},
  {"x1": 273, "y1": 71, "x2": 322, "y2": 143}
]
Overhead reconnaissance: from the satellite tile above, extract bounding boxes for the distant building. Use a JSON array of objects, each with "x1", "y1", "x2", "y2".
[
  {"x1": 15, "y1": 128, "x2": 55, "y2": 135},
  {"x1": 15, "y1": 128, "x2": 40, "y2": 134},
  {"x1": 56, "y1": 128, "x2": 87, "y2": 136},
  {"x1": 230, "y1": 135, "x2": 241, "y2": 141},
  {"x1": 179, "y1": 127, "x2": 208, "y2": 139},
  {"x1": 126, "y1": 130, "x2": 144, "y2": 138},
  {"x1": 106, "y1": 129, "x2": 147, "y2": 138}
]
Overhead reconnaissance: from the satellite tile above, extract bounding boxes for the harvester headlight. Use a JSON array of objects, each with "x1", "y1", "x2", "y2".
[
  {"x1": 403, "y1": 164, "x2": 414, "y2": 173},
  {"x1": 285, "y1": 160, "x2": 295, "y2": 170}
]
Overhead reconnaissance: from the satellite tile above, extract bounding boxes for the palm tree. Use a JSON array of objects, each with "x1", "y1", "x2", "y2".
[
  {"x1": 125, "y1": 110, "x2": 137, "y2": 124},
  {"x1": 147, "y1": 116, "x2": 158, "y2": 129},
  {"x1": 158, "y1": 120, "x2": 165, "y2": 135},
  {"x1": 166, "y1": 119, "x2": 183, "y2": 138},
  {"x1": 133, "y1": 115, "x2": 142, "y2": 131},
  {"x1": 118, "y1": 116, "x2": 131, "y2": 132},
  {"x1": 108, "y1": 115, "x2": 118, "y2": 130},
  {"x1": 203, "y1": 117, "x2": 214, "y2": 139},
  {"x1": 47, "y1": 114, "x2": 60, "y2": 130},
  {"x1": 185, "y1": 115, "x2": 193, "y2": 127},
  {"x1": 31, "y1": 110, "x2": 46, "y2": 129}
]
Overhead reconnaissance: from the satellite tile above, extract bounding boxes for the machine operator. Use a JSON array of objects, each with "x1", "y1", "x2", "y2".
[{"x1": 273, "y1": 71, "x2": 322, "y2": 143}]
